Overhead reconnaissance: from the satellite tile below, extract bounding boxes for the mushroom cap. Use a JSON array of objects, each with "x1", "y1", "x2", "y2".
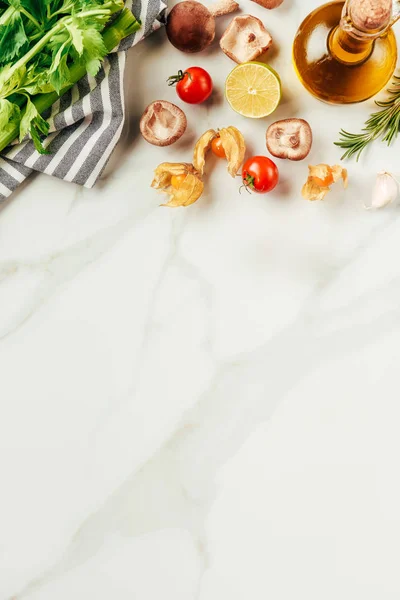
[
  {"x1": 220, "y1": 15, "x2": 273, "y2": 64},
  {"x1": 266, "y1": 118, "x2": 313, "y2": 161},
  {"x1": 166, "y1": 1, "x2": 215, "y2": 53},
  {"x1": 140, "y1": 101, "x2": 187, "y2": 147},
  {"x1": 251, "y1": 0, "x2": 284, "y2": 8},
  {"x1": 209, "y1": 0, "x2": 239, "y2": 17}
]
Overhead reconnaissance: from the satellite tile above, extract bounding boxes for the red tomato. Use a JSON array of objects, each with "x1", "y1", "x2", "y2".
[
  {"x1": 211, "y1": 136, "x2": 226, "y2": 158},
  {"x1": 168, "y1": 67, "x2": 213, "y2": 104},
  {"x1": 242, "y1": 156, "x2": 279, "y2": 194}
]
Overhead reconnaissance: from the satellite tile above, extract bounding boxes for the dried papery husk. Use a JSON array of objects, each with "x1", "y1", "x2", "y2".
[
  {"x1": 151, "y1": 162, "x2": 204, "y2": 207},
  {"x1": 193, "y1": 126, "x2": 246, "y2": 177},
  {"x1": 219, "y1": 126, "x2": 246, "y2": 177},
  {"x1": 302, "y1": 164, "x2": 348, "y2": 201},
  {"x1": 193, "y1": 129, "x2": 218, "y2": 175},
  {"x1": 330, "y1": 165, "x2": 348, "y2": 187}
]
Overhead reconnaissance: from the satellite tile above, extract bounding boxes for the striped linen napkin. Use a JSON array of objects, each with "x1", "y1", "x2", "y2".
[{"x1": 0, "y1": 0, "x2": 167, "y2": 201}]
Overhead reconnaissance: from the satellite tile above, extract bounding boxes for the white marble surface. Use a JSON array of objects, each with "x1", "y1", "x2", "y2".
[{"x1": 2, "y1": 1, "x2": 400, "y2": 598}]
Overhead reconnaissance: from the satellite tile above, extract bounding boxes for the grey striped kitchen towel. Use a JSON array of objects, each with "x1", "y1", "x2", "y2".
[{"x1": 0, "y1": 0, "x2": 167, "y2": 201}]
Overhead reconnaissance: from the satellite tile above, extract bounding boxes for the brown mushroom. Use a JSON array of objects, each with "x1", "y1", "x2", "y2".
[
  {"x1": 220, "y1": 15, "x2": 273, "y2": 64},
  {"x1": 140, "y1": 101, "x2": 187, "y2": 147},
  {"x1": 251, "y1": 0, "x2": 284, "y2": 8},
  {"x1": 166, "y1": 0, "x2": 239, "y2": 53},
  {"x1": 266, "y1": 119, "x2": 313, "y2": 161}
]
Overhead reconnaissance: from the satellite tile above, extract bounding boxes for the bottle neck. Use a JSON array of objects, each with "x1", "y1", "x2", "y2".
[
  {"x1": 329, "y1": 0, "x2": 394, "y2": 65},
  {"x1": 328, "y1": 26, "x2": 374, "y2": 64}
]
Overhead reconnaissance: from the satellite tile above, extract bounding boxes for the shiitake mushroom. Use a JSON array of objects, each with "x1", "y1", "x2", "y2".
[
  {"x1": 140, "y1": 101, "x2": 187, "y2": 147},
  {"x1": 251, "y1": 0, "x2": 284, "y2": 8},
  {"x1": 220, "y1": 15, "x2": 273, "y2": 64},
  {"x1": 166, "y1": 0, "x2": 239, "y2": 53},
  {"x1": 266, "y1": 119, "x2": 313, "y2": 161}
]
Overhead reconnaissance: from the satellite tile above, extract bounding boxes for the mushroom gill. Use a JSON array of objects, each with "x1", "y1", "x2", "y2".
[
  {"x1": 266, "y1": 118, "x2": 313, "y2": 161},
  {"x1": 140, "y1": 101, "x2": 187, "y2": 147},
  {"x1": 220, "y1": 15, "x2": 273, "y2": 64}
]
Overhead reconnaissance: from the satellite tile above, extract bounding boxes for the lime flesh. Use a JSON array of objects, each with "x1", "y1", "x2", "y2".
[{"x1": 225, "y1": 62, "x2": 281, "y2": 119}]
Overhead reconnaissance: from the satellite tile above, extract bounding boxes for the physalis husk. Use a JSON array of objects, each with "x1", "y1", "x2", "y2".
[
  {"x1": 193, "y1": 126, "x2": 246, "y2": 177},
  {"x1": 151, "y1": 162, "x2": 204, "y2": 207},
  {"x1": 302, "y1": 164, "x2": 348, "y2": 201}
]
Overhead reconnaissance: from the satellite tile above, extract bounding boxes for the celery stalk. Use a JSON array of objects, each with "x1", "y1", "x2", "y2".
[
  {"x1": 0, "y1": 6, "x2": 16, "y2": 24},
  {"x1": 7, "y1": 1, "x2": 124, "y2": 83},
  {"x1": 0, "y1": 8, "x2": 141, "y2": 153}
]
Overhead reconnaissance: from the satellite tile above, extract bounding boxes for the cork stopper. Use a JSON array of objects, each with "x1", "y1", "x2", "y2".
[{"x1": 350, "y1": 0, "x2": 392, "y2": 31}]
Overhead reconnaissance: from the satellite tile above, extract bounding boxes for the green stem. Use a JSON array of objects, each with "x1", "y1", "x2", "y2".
[
  {"x1": 19, "y1": 7, "x2": 41, "y2": 30},
  {"x1": 0, "y1": 9, "x2": 140, "y2": 153},
  {"x1": 50, "y1": 3, "x2": 74, "y2": 19},
  {"x1": 0, "y1": 5, "x2": 15, "y2": 25},
  {"x1": 29, "y1": 30, "x2": 44, "y2": 41}
]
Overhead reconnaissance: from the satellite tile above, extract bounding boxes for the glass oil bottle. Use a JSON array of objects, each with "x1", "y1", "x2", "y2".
[{"x1": 293, "y1": 0, "x2": 399, "y2": 103}]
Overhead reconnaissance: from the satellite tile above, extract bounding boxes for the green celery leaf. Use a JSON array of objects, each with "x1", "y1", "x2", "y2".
[
  {"x1": 19, "y1": 94, "x2": 36, "y2": 139},
  {"x1": 66, "y1": 20, "x2": 84, "y2": 54},
  {"x1": 74, "y1": 27, "x2": 107, "y2": 76},
  {"x1": 0, "y1": 11, "x2": 29, "y2": 65},
  {"x1": 0, "y1": 97, "x2": 21, "y2": 136},
  {"x1": 0, "y1": 63, "x2": 26, "y2": 98},
  {"x1": 19, "y1": 96, "x2": 50, "y2": 153},
  {"x1": 30, "y1": 114, "x2": 50, "y2": 154},
  {"x1": 49, "y1": 46, "x2": 70, "y2": 94},
  {"x1": 19, "y1": 64, "x2": 55, "y2": 94}
]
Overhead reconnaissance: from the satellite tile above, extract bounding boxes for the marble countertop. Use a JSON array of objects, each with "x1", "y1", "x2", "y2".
[{"x1": 2, "y1": 1, "x2": 400, "y2": 598}]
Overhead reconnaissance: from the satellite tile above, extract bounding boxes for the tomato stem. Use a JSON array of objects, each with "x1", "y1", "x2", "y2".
[
  {"x1": 167, "y1": 70, "x2": 191, "y2": 86},
  {"x1": 239, "y1": 184, "x2": 252, "y2": 195},
  {"x1": 239, "y1": 174, "x2": 255, "y2": 194}
]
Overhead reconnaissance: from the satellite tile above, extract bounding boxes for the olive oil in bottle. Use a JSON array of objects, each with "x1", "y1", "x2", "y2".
[{"x1": 292, "y1": 0, "x2": 398, "y2": 104}]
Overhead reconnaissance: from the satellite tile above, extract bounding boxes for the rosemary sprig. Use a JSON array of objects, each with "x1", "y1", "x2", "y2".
[{"x1": 335, "y1": 75, "x2": 400, "y2": 161}]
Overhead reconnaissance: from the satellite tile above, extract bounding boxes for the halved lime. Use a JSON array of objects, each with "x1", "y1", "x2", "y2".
[{"x1": 225, "y1": 62, "x2": 281, "y2": 119}]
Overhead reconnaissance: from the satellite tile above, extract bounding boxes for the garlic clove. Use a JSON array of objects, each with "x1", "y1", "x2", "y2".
[{"x1": 367, "y1": 171, "x2": 399, "y2": 210}]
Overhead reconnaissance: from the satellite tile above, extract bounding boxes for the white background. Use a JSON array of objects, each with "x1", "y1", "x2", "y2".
[{"x1": 1, "y1": 1, "x2": 400, "y2": 598}]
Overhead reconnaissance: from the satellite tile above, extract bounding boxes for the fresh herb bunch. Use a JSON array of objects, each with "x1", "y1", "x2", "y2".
[
  {"x1": 0, "y1": 0, "x2": 140, "y2": 154},
  {"x1": 335, "y1": 75, "x2": 400, "y2": 161}
]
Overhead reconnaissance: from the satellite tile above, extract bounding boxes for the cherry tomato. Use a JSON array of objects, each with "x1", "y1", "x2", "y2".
[
  {"x1": 211, "y1": 136, "x2": 226, "y2": 158},
  {"x1": 168, "y1": 67, "x2": 213, "y2": 104},
  {"x1": 171, "y1": 174, "x2": 186, "y2": 188},
  {"x1": 242, "y1": 156, "x2": 279, "y2": 194}
]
